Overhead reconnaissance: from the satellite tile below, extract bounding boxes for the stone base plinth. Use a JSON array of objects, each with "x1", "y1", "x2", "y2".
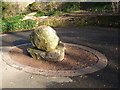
[{"x1": 27, "y1": 42, "x2": 65, "y2": 61}]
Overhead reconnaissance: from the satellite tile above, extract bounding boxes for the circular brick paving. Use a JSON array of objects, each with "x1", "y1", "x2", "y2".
[{"x1": 2, "y1": 43, "x2": 108, "y2": 76}]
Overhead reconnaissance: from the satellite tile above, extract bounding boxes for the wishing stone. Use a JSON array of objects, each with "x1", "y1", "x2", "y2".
[
  {"x1": 30, "y1": 25, "x2": 59, "y2": 51},
  {"x1": 28, "y1": 25, "x2": 65, "y2": 61}
]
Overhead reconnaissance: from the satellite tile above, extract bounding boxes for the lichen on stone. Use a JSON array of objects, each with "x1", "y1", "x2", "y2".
[
  {"x1": 30, "y1": 25, "x2": 59, "y2": 51},
  {"x1": 28, "y1": 25, "x2": 65, "y2": 61}
]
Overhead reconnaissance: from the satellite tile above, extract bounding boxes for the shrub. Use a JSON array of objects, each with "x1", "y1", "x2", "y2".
[
  {"x1": 45, "y1": 2, "x2": 62, "y2": 11},
  {"x1": 27, "y1": 2, "x2": 62, "y2": 12},
  {"x1": 27, "y1": 2, "x2": 80, "y2": 15},
  {"x1": 46, "y1": 10, "x2": 62, "y2": 16},
  {"x1": 31, "y1": 2, "x2": 80, "y2": 17},
  {"x1": 35, "y1": 11, "x2": 47, "y2": 17},
  {"x1": 27, "y1": 2, "x2": 47, "y2": 12},
  {"x1": 2, "y1": 2, "x2": 23, "y2": 18},
  {"x1": 59, "y1": 2, "x2": 80, "y2": 12}
]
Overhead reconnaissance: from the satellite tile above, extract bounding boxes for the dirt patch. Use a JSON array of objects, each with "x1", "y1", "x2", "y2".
[{"x1": 9, "y1": 44, "x2": 98, "y2": 71}]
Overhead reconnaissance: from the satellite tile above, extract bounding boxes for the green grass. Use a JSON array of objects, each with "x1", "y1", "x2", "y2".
[{"x1": 2, "y1": 14, "x2": 37, "y2": 33}]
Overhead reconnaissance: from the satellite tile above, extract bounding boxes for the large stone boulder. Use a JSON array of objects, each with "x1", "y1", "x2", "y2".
[
  {"x1": 30, "y1": 25, "x2": 59, "y2": 51},
  {"x1": 27, "y1": 41, "x2": 65, "y2": 61},
  {"x1": 28, "y1": 25, "x2": 65, "y2": 61}
]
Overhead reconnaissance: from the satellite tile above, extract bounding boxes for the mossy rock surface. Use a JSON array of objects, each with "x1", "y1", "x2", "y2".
[
  {"x1": 27, "y1": 42, "x2": 65, "y2": 61},
  {"x1": 30, "y1": 25, "x2": 59, "y2": 51}
]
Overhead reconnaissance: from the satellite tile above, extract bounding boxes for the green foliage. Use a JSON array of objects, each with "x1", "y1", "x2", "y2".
[
  {"x1": 2, "y1": 15, "x2": 36, "y2": 33},
  {"x1": 35, "y1": 11, "x2": 47, "y2": 17},
  {"x1": 28, "y1": 2, "x2": 47, "y2": 12},
  {"x1": 28, "y1": 2, "x2": 80, "y2": 16},
  {"x1": 27, "y1": 2, "x2": 62, "y2": 12},
  {"x1": 90, "y1": 4, "x2": 112, "y2": 13},
  {"x1": 2, "y1": 2, "x2": 119, "y2": 33},
  {"x1": 2, "y1": 20, "x2": 7, "y2": 32},
  {"x1": 47, "y1": 10, "x2": 62, "y2": 16},
  {"x1": 60, "y1": 2, "x2": 80, "y2": 12},
  {"x1": 82, "y1": 2, "x2": 117, "y2": 13},
  {"x1": 7, "y1": 14, "x2": 25, "y2": 22}
]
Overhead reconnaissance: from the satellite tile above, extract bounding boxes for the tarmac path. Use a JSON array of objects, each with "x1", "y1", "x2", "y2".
[{"x1": 0, "y1": 26, "x2": 119, "y2": 88}]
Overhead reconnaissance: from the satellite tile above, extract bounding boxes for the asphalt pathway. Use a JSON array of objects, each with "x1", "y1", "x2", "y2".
[{"x1": 0, "y1": 26, "x2": 119, "y2": 88}]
